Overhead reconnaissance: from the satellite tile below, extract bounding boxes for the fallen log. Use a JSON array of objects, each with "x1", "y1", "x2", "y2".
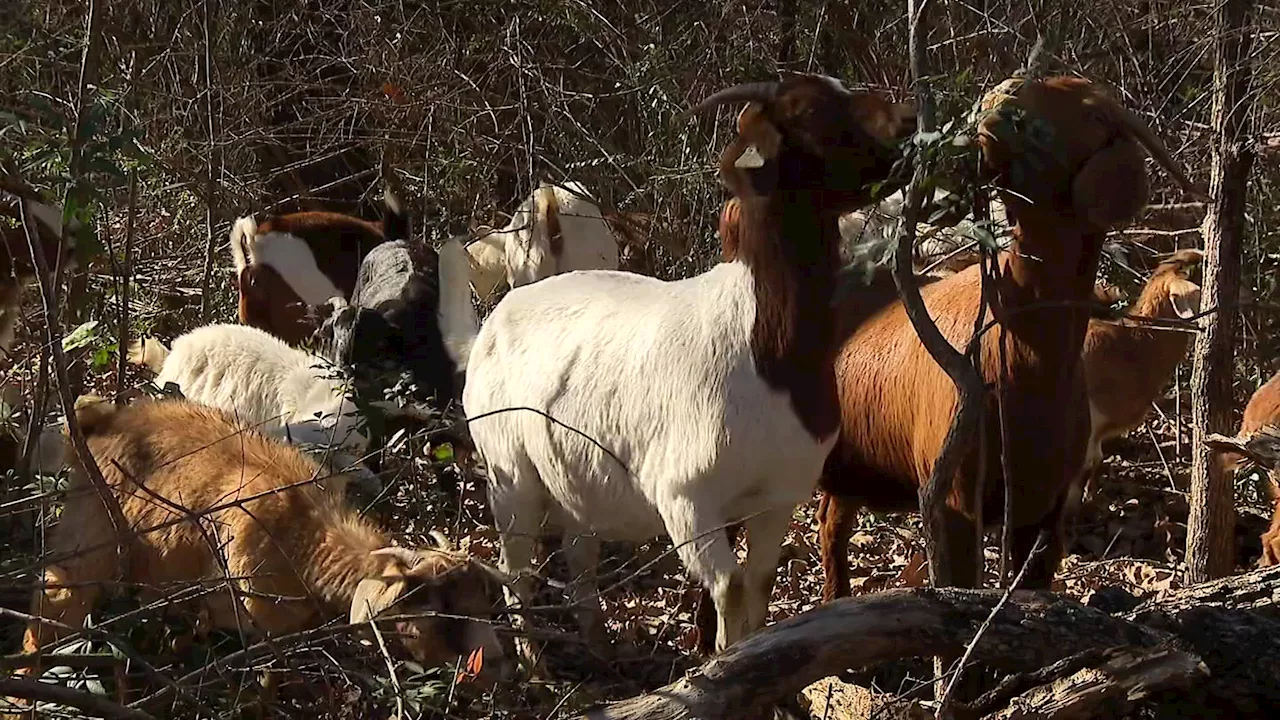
[{"x1": 581, "y1": 566, "x2": 1280, "y2": 720}]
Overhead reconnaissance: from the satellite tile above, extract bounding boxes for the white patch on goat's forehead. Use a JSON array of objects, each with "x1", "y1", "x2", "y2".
[
  {"x1": 814, "y1": 74, "x2": 851, "y2": 95},
  {"x1": 253, "y1": 231, "x2": 344, "y2": 306}
]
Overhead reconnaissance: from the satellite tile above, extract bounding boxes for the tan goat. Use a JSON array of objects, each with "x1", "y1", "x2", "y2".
[
  {"x1": 1077, "y1": 248, "x2": 1203, "y2": 501},
  {"x1": 1222, "y1": 373, "x2": 1280, "y2": 566},
  {"x1": 14, "y1": 396, "x2": 512, "y2": 710},
  {"x1": 816, "y1": 75, "x2": 1207, "y2": 600}
]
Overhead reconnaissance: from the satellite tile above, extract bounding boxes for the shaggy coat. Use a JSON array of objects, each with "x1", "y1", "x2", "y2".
[
  {"x1": 230, "y1": 205, "x2": 403, "y2": 345},
  {"x1": 17, "y1": 397, "x2": 512, "y2": 692},
  {"x1": 463, "y1": 73, "x2": 914, "y2": 654},
  {"x1": 817, "y1": 75, "x2": 1207, "y2": 601}
]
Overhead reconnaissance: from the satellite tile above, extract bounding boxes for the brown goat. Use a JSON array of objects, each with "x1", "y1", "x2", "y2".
[
  {"x1": 1077, "y1": 248, "x2": 1203, "y2": 500},
  {"x1": 231, "y1": 207, "x2": 400, "y2": 346},
  {"x1": 1224, "y1": 373, "x2": 1280, "y2": 566},
  {"x1": 816, "y1": 75, "x2": 1206, "y2": 601},
  {"x1": 14, "y1": 396, "x2": 512, "y2": 707},
  {"x1": 1, "y1": 196, "x2": 77, "y2": 357}
]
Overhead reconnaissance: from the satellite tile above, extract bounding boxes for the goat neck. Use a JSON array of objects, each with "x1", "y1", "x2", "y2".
[
  {"x1": 736, "y1": 192, "x2": 843, "y2": 438},
  {"x1": 990, "y1": 209, "x2": 1104, "y2": 354},
  {"x1": 300, "y1": 497, "x2": 395, "y2": 609}
]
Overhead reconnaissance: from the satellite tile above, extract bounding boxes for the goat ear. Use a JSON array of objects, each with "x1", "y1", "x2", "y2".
[
  {"x1": 1071, "y1": 137, "x2": 1150, "y2": 229},
  {"x1": 733, "y1": 106, "x2": 783, "y2": 169},
  {"x1": 350, "y1": 576, "x2": 408, "y2": 624},
  {"x1": 851, "y1": 96, "x2": 917, "y2": 142},
  {"x1": 1167, "y1": 279, "x2": 1202, "y2": 319}
]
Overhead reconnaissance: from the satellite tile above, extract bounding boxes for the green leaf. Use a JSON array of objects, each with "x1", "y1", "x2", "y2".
[
  {"x1": 432, "y1": 442, "x2": 454, "y2": 462},
  {"x1": 62, "y1": 320, "x2": 101, "y2": 352}
]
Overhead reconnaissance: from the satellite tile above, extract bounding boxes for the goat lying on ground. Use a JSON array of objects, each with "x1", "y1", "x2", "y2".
[
  {"x1": 465, "y1": 181, "x2": 648, "y2": 301},
  {"x1": 129, "y1": 324, "x2": 367, "y2": 454},
  {"x1": 817, "y1": 74, "x2": 1207, "y2": 602},
  {"x1": 1078, "y1": 248, "x2": 1203, "y2": 501},
  {"x1": 230, "y1": 199, "x2": 404, "y2": 345},
  {"x1": 463, "y1": 73, "x2": 914, "y2": 658},
  {"x1": 11, "y1": 396, "x2": 513, "y2": 711},
  {"x1": 1, "y1": 194, "x2": 77, "y2": 357}
]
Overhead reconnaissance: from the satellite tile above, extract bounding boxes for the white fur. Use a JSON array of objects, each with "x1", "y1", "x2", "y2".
[
  {"x1": 436, "y1": 238, "x2": 481, "y2": 371},
  {"x1": 464, "y1": 232, "x2": 509, "y2": 301},
  {"x1": 228, "y1": 215, "x2": 259, "y2": 273},
  {"x1": 464, "y1": 181, "x2": 621, "y2": 300},
  {"x1": 135, "y1": 324, "x2": 369, "y2": 455},
  {"x1": 227, "y1": 221, "x2": 343, "y2": 306},
  {"x1": 463, "y1": 261, "x2": 835, "y2": 653}
]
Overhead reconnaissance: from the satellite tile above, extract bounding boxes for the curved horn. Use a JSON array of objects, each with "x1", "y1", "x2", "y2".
[
  {"x1": 470, "y1": 557, "x2": 519, "y2": 588},
  {"x1": 1111, "y1": 102, "x2": 1211, "y2": 201},
  {"x1": 371, "y1": 546, "x2": 421, "y2": 568},
  {"x1": 428, "y1": 530, "x2": 455, "y2": 552},
  {"x1": 691, "y1": 82, "x2": 780, "y2": 115}
]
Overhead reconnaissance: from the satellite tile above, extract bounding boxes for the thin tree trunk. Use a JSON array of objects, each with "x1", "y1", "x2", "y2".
[
  {"x1": 199, "y1": 0, "x2": 220, "y2": 321},
  {"x1": 1187, "y1": 0, "x2": 1256, "y2": 583},
  {"x1": 62, "y1": 0, "x2": 106, "y2": 397}
]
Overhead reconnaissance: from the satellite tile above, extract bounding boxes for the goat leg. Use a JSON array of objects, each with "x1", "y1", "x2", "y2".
[{"x1": 817, "y1": 492, "x2": 858, "y2": 602}]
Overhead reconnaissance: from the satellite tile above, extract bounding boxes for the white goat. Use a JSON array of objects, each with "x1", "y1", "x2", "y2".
[
  {"x1": 128, "y1": 324, "x2": 370, "y2": 457},
  {"x1": 465, "y1": 181, "x2": 622, "y2": 301},
  {"x1": 462, "y1": 74, "x2": 915, "y2": 656}
]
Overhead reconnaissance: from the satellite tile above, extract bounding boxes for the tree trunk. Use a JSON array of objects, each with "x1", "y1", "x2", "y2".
[
  {"x1": 1187, "y1": 0, "x2": 1256, "y2": 583},
  {"x1": 63, "y1": 0, "x2": 106, "y2": 397}
]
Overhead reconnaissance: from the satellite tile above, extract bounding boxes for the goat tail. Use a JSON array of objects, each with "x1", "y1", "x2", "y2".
[
  {"x1": 229, "y1": 215, "x2": 259, "y2": 273},
  {"x1": 71, "y1": 394, "x2": 119, "y2": 435},
  {"x1": 125, "y1": 336, "x2": 170, "y2": 374},
  {"x1": 436, "y1": 237, "x2": 480, "y2": 372}
]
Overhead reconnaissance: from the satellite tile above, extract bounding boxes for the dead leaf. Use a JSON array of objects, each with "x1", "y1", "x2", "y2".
[{"x1": 895, "y1": 551, "x2": 928, "y2": 587}]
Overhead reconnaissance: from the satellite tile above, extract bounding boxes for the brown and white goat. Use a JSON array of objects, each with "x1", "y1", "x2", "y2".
[
  {"x1": 14, "y1": 396, "x2": 513, "y2": 707},
  {"x1": 1077, "y1": 248, "x2": 1203, "y2": 500},
  {"x1": 463, "y1": 74, "x2": 914, "y2": 659},
  {"x1": 230, "y1": 203, "x2": 404, "y2": 346},
  {"x1": 816, "y1": 75, "x2": 1207, "y2": 600},
  {"x1": 1, "y1": 196, "x2": 76, "y2": 357}
]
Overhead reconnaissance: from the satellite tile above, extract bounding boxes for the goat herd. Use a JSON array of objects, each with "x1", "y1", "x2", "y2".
[{"x1": 1, "y1": 71, "x2": 1273, "y2": 713}]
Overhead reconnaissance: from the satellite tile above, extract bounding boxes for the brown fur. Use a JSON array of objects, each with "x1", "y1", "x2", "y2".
[
  {"x1": 816, "y1": 75, "x2": 1201, "y2": 601},
  {"x1": 1228, "y1": 373, "x2": 1280, "y2": 566},
  {"x1": 1261, "y1": 478, "x2": 1280, "y2": 567},
  {"x1": 719, "y1": 197, "x2": 743, "y2": 261},
  {"x1": 715, "y1": 77, "x2": 915, "y2": 438},
  {"x1": 1081, "y1": 249, "x2": 1202, "y2": 489},
  {"x1": 16, "y1": 397, "x2": 511, "y2": 695},
  {"x1": 236, "y1": 211, "x2": 388, "y2": 346}
]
